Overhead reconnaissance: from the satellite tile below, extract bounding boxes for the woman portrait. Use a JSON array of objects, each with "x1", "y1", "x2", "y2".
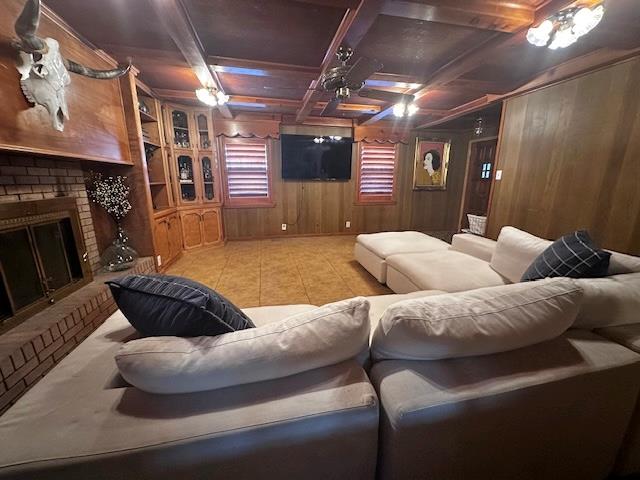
[{"x1": 414, "y1": 139, "x2": 450, "y2": 190}]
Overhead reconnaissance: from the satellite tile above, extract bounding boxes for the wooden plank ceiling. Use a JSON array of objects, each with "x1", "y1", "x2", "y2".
[{"x1": 46, "y1": 0, "x2": 640, "y2": 128}]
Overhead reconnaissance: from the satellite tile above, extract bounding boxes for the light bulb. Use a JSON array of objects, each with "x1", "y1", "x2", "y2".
[
  {"x1": 526, "y1": 20, "x2": 553, "y2": 47},
  {"x1": 407, "y1": 104, "x2": 418, "y2": 116},
  {"x1": 215, "y1": 91, "x2": 229, "y2": 105},
  {"x1": 548, "y1": 25, "x2": 578, "y2": 49},
  {"x1": 195, "y1": 88, "x2": 217, "y2": 106},
  {"x1": 393, "y1": 103, "x2": 407, "y2": 117},
  {"x1": 572, "y1": 5, "x2": 604, "y2": 37}
]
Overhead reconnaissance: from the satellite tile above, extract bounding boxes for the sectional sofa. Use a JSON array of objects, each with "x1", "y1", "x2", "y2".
[{"x1": 1, "y1": 228, "x2": 639, "y2": 480}]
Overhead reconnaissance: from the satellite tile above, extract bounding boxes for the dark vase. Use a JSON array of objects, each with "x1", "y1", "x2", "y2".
[{"x1": 101, "y1": 223, "x2": 138, "y2": 272}]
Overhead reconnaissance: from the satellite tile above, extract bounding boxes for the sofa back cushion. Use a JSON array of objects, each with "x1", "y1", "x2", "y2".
[
  {"x1": 573, "y1": 272, "x2": 640, "y2": 328},
  {"x1": 490, "y1": 227, "x2": 552, "y2": 283},
  {"x1": 371, "y1": 278, "x2": 583, "y2": 362},
  {"x1": 115, "y1": 297, "x2": 370, "y2": 394},
  {"x1": 608, "y1": 251, "x2": 640, "y2": 275}
]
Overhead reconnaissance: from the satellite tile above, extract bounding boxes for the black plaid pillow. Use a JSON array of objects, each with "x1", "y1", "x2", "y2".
[{"x1": 521, "y1": 231, "x2": 611, "y2": 281}]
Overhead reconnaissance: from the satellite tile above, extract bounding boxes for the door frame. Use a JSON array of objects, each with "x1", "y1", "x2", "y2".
[{"x1": 457, "y1": 136, "x2": 498, "y2": 232}]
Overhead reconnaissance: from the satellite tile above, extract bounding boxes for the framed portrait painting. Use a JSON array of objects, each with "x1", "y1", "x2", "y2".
[{"x1": 413, "y1": 138, "x2": 451, "y2": 190}]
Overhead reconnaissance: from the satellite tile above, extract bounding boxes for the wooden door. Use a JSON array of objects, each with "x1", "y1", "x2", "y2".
[
  {"x1": 180, "y1": 210, "x2": 203, "y2": 249},
  {"x1": 461, "y1": 138, "x2": 497, "y2": 229},
  {"x1": 201, "y1": 208, "x2": 222, "y2": 245},
  {"x1": 167, "y1": 214, "x2": 183, "y2": 260},
  {"x1": 153, "y1": 217, "x2": 171, "y2": 268}
]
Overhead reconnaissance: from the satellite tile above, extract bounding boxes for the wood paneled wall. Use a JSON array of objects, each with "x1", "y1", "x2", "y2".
[
  {"x1": 487, "y1": 56, "x2": 640, "y2": 255},
  {"x1": 223, "y1": 124, "x2": 473, "y2": 239},
  {"x1": 0, "y1": 1, "x2": 131, "y2": 164}
]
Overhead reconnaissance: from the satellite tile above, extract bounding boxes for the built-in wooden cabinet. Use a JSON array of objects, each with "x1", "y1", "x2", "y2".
[
  {"x1": 148, "y1": 103, "x2": 225, "y2": 259},
  {"x1": 153, "y1": 211, "x2": 183, "y2": 270},
  {"x1": 180, "y1": 207, "x2": 223, "y2": 250}
]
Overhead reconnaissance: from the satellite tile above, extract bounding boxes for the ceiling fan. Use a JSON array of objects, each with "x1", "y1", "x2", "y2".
[{"x1": 318, "y1": 46, "x2": 414, "y2": 116}]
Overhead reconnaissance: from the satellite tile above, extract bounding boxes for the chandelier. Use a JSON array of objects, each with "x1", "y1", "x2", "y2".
[
  {"x1": 195, "y1": 87, "x2": 229, "y2": 107},
  {"x1": 526, "y1": 4, "x2": 604, "y2": 50}
]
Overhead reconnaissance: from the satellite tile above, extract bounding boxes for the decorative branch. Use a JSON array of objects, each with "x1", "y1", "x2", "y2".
[{"x1": 86, "y1": 172, "x2": 132, "y2": 222}]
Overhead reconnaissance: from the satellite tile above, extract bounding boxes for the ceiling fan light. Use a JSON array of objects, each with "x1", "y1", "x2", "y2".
[
  {"x1": 407, "y1": 103, "x2": 418, "y2": 116},
  {"x1": 393, "y1": 102, "x2": 407, "y2": 117}
]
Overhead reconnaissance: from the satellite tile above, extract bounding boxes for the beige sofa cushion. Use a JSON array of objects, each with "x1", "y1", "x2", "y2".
[
  {"x1": 386, "y1": 250, "x2": 509, "y2": 293},
  {"x1": 116, "y1": 297, "x2": 371, "y2": 394},
  {"x1": 608, "y1": 251, "x2": 640, "y2": 275},
  {"x1": 356, "y1": 231, "x2": 449, "y2": 258},
  {"x1": 371, "y1": 278, "x2": 583, "y2": 361},
  {"x1": 450, "y1": 233, "x2": 497, "y2": 262},
  {"x1": 490, "y1": 226, "x2": 552, "y2": 283},
  {"x1": 573, "y1": 273, "x2": 640, "y2": 328}
]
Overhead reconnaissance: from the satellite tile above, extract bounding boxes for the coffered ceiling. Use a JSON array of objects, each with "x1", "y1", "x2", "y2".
[{"x1": 46, "y1": 0, "x2": 640, "y2": 128}]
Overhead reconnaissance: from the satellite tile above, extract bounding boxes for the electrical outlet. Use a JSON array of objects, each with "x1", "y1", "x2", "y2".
[
  {"x1": 281, "y1": 223, "x2": 287, "y2": 231},
  {"x1": 157, "y1": 255, "x2": 162, "y2": 266},
  {"x1": 345, "y1": 221, "x2": 351, "y2": 228},
  {"x1": 495, "y1": 170, "x2": 503, "y2": 180}
]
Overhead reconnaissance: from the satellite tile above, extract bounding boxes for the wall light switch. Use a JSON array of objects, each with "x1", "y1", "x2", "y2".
[
  {"x1": 157, "y1": 255, "x2": 162, "y2": 266},
  {"x1": 345, "y1": 221, "x2": 351, "y2": 228},
  {"x1": 495, "y1": 170, "x2": 503, "y2": 180},
  {"x1": 281, "y1": 223, "x2": 287, "y2": 231}
]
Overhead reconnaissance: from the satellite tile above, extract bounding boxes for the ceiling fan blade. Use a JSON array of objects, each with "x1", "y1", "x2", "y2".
[
  {"x1": 358, "y1": 89, "x2": 412, "y2": 104},
  {"x1": 345, "y1": 56, "x2": 383, "y2": 85},
  {"x1": 321, "y1": 98, "x2": 341, "y2": 116}
]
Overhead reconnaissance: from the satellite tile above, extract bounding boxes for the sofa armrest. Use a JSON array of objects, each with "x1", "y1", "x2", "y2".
[{"x1": 450, "y1": 233, "x2": 497, "y2": 262}]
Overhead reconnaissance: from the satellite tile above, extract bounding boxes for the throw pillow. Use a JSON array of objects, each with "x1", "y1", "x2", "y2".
[
  {"x1": 489, "y1": 226, "x2": 552, "y2": 283},
  {"x1": 521, "y1": 230, "x2": 611, "y2": 281},
  {"x1": 371, "y1": 278, "x2": 583, "y2": 361},
  {"x1": 106, "y1": 274, "x2": 254, "y2": 337},
  {"x1": 115, "y1": 297, "x2": 370, "y2": 394}
]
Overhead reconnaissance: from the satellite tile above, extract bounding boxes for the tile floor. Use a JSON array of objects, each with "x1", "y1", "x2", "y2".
[{"x1": 166, "y1": 235, "x2": 392, "y2": 308}]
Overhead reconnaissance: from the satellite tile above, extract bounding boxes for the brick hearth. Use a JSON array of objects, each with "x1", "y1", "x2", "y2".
[{"x1": 0, "y1": 255, "x2": 155, "y2": 415}]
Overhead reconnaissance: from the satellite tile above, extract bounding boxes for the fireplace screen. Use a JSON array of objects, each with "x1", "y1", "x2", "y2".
[{"x1": 0, "y1": 198, "x2": 92, "y2": 333}]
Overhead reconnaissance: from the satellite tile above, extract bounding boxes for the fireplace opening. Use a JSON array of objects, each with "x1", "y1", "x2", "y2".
[{"x1": 0, "y1": 198, "x2": 92, "y2": 334}]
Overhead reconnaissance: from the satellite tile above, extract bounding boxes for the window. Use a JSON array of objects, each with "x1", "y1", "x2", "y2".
[
  {"x1": 356, "y1": 143, "x2": 398, "y2": 204},
  {"x1": 221, "y1": 138, "x2": 273, "y2": 207},
  {"x1": 480, "y1": 162, "x2": 492, "y2": 179}
]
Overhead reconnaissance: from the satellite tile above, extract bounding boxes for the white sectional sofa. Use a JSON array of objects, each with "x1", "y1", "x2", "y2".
[{"x1": 2, "y1": 227, "x2": 640, "y2": 479}]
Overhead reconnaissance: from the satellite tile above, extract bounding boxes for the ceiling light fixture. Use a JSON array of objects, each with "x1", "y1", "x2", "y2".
[
  {"x1": 195, "y1": 87, "x2": 229, "y2": 107},
  {"x1": 393, "y1": 102, "x2": 418, "y2": 118},
  {"x1": 527, "y1": 4, "x2": 604, "y2": 50},
  {"x1": 474, "y1": 116, "x2": 484, "y2": 136}
]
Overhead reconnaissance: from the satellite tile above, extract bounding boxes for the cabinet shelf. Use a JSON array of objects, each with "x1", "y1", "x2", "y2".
[
  {"x1": 139, "y1": 110, "x2": 158, "y2": 123},
  {"x1": 144, "y1": 140, "x2": 161, "y2": 149},
  {"x1": 149, "y1": 181, "x2": 167, "y2": 186}
]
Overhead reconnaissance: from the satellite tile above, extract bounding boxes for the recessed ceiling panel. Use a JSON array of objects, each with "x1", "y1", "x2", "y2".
[
  {"x1": 184, "y1": 0, "x2": 346, "y2": 66},
  {"x1": 356, "y1": 15, "x2": 506, "y2": 79}
]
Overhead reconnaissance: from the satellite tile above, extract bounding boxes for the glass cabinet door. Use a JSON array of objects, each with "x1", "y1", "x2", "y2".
[
  {"x1": 176, "y1": 155, "x2": 197, "y2": 202},
  {"x1": 172, "y1": 110, "x2": 191, "y2": 148},
  {"x1": 200, "y1": 155, "x2": 216, "y2": 203},
  {"x1": 196, "y1": 113, "x2": 211, "y2": 149}
]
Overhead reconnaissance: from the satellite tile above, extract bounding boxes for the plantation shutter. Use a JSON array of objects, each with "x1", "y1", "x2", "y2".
[
  {"x1": 223, "y1": 139, "x2": 272, "y2": 205},
  {"x1": 357, "y1": 144, "x2": 398, "y2": 203}
]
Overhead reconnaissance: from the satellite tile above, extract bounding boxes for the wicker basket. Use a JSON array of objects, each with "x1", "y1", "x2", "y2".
[{"x1": 467, "y1": 214, "x2": 487, "y2": 236}]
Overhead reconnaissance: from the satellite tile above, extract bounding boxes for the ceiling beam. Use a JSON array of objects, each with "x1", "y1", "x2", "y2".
[
  {"x1": 381, "y1": 0, "x2": 534, "y2": 33},
  {"x1": 149, "y1": 0, "x2": 232, "y2": 118},
  {"x1": 208, "y1": 56, "x2": 319, "y2": 77},
  {"x1": 290, "y1": 0, "x2": 361, "y2": 8},
  {"x1": 296, "y1": 0, "x2": 386, "y2": 122}
]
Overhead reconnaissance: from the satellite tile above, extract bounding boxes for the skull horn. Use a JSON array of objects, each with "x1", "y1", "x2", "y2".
[
  {"x1": 65, "y1": 59, "x2": 132, "y2": 80},
  {"x1": 14, "y1": 0, "x2": 46, "y2": 53}
]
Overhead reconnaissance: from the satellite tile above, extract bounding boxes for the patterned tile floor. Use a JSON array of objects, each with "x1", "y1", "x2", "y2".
[{"x1": 166, "y1": 235, "x2": 392, "y2": 308}]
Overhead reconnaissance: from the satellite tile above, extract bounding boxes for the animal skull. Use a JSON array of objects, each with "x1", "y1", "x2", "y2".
[{"x1": 13, "y1": 0, "x2": 131, "y2": 131}]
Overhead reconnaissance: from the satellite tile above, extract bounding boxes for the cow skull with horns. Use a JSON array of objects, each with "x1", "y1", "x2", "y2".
[{"x1": 13, "y1": 0, "x2": 131, "y2": 131}]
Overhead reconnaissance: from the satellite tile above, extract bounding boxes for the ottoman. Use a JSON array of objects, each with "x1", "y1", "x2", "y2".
[{"x1": 354, "y1": 231, "x2": 449, "y2": 283}]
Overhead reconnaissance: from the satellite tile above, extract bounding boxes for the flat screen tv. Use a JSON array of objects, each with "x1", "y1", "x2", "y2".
[{"x1": 281, "y1": 134, "x2": 352, "y2": 181}]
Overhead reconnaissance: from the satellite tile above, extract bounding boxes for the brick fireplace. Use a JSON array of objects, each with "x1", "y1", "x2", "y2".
[{"x1": 0, "y1": 153, "x2": 155, "y2": 414}]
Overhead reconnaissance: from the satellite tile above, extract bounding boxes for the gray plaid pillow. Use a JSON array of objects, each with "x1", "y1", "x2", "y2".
[{"x1": 521, "y1": 231, "x2": 611, "y2": 281}]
